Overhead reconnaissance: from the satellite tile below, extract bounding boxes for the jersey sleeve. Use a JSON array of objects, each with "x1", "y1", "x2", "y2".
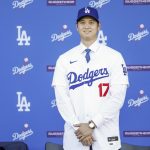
[
  {"x1": 110, "y1": 53, "x2": 129, "y2": 86},
  {"x1": 92, "y1": 52, "x2": 129, "y2": 128},
  {"x1": 52, "y1": 56, "x2": 80, "y2": 129},
  {"x1": 92, "y1": 84, "x2": 127, "y2": 128},
  {"x1": 52, "y1": 56, "x2": 69, "y2": 87}
]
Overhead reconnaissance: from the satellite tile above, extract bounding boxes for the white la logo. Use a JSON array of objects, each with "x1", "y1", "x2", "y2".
[
  {"x1": 16, "y1": 26, "x2": 30, "y2": 46},
  {"x1": 16, "y1": 92, "x2": 30, "y2": 111},
  {"x1": 98, "y1": 30, "x2": 107, "y2": 45},
  {"x1": 85, "y1": 8, "x2": 90, "y2": 13}
]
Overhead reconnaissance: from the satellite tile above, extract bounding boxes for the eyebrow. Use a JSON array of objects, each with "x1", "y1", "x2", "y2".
[{"x1": 79, "y1": 18, "x2": 95, "y2": 22}]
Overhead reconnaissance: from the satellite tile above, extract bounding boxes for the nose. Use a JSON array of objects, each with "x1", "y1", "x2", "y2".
[{"x1": 84, "y1": 23, "x2": 90, "y2": 28}]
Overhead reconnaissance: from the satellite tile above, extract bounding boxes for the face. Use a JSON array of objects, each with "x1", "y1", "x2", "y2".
[{"x1": 77, "y1": 16, "x2": 100, "y2": 42}]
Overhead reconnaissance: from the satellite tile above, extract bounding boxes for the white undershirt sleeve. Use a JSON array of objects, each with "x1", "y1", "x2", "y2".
[{"x1": 92, "y1": 84, "x2": 127, "y2": 128}]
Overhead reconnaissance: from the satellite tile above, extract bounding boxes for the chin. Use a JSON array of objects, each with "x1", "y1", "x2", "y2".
[{"x1": 84, "y1": 37, "x2": 92, "y2": 41}]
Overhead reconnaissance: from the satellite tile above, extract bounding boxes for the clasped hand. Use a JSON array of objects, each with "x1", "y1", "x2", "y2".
[{"x1": 74, "y1": 123, "x2": 95, "y2": 146}]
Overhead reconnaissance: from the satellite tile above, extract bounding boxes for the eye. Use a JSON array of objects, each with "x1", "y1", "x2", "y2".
[
  {"x1": 79, "y1": 21, "x2": 85, "y2": 25},
  {"x1": 89, "y1": 21, "x2": 94, "y2": 25}
]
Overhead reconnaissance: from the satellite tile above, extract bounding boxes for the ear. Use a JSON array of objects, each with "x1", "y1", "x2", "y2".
[{"x1": 97, "y1": 22, "x2": 101, "y2": 31}]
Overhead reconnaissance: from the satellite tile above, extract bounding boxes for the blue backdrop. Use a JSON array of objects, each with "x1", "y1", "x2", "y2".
[{"x1": 0, "y1": 0, "x2": 150, "y2": 149}]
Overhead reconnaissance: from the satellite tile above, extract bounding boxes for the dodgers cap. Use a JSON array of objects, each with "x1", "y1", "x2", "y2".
[{"x1": 77, "y1": 7, "x2": 99, "y2": 23}]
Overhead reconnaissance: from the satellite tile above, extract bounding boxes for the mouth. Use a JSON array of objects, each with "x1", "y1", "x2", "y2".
[{"x1": 83, "y1": 30, "x2": 91, "y2": 34}]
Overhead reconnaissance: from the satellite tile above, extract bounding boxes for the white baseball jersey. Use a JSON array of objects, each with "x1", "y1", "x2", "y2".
[{"x1": 52, "y1": 40, "x2": 129, "y2": 150}]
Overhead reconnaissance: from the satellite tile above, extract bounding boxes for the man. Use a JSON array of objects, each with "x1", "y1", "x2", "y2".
[{"x1": 52, "y1": 6, "x2": 129, "y2": 150}]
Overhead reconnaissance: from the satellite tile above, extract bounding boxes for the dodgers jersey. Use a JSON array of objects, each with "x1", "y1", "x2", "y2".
[{"x1": 52, "y1": 40, "x2": 129, "y2": 150}]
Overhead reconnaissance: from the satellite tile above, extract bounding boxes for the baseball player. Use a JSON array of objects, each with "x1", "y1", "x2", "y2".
[{"x1": 52, "y1": 6, "x2": 129, "y2": 150}]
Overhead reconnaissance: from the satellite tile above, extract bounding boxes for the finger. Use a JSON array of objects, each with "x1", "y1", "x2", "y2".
[
  {"x1": 73, "y1": 124, "x2": 80, "y2": 127},
  {"x1": 75, "y1": 130, "x2": 81, "y2": 136},
  {"x1": 79, "y1": 136, "x2": 86, "y2": 142},
  {"x1": 81, "y1": 141, "x2": 86, "y2": 146},
  {"x1": 83, "y1": 138, "x2": 91, "y2": 146},
  {"x1": 88, "y1": 137, "x2": 93, "y2": 145},
  {"x1": 84, "y1": 136, "x2": 92, "y2": 146},
  {"x1": 81, "y1": 139, "x2": 88, "y2": 146},
  {"x1": 74, "y1": 129, "x2": 80, "y2": 134},
  {"x1": 77, "y1": 134, "x2": 82, "y2": 139},
  {"x1": 91, "y1": 136, "x2": 96, "y2": 142}
]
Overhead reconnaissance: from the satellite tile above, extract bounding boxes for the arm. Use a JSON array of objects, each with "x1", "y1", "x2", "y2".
[
  {"x1": 54, "y1": 85, "x2": 80, "y2": 129},
  {"x1": 52, "y1": 56, "x2": 79, "y2": 129},
  {"x1": 92, "y1": 52, "x2": 129, "y2": 127},
  {"x1": 73, "y1": 85, "x2": 127, "y2": 145},
  {"x1": 55, "y1": 86, "x2": 94, "y2": 146},
  {"x1": 92, "y1": 84, "x2": 127, "y2": 128}
]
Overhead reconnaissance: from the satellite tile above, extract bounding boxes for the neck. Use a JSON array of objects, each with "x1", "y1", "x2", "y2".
[{"x1": 81, "y1": 38, "x2": 97, "y2": 48}]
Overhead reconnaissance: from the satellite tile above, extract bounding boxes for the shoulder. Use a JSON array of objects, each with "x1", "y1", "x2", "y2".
[
  {"x1": 56, "y1": 45, "x2": 80, "y2": 64},
  {"x1": 99, "y1": 44, "x2": 123, "y2": 59},
  {"x1": 61, "y1": 45, "x2": 80, "y2": 58}
]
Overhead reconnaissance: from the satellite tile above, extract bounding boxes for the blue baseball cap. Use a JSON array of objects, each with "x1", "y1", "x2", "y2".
[{"x1": 77, "y1": 7, "x2": 99, "y2": 23}]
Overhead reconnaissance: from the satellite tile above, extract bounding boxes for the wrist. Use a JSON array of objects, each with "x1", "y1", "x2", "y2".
[{"x1": 88, "y1": 120, "x2": 96, "y2": 129}]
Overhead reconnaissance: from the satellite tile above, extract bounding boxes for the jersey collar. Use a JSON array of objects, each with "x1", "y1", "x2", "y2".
[{"x1": 79, "y1": 39, "x2": 99, "y2": 53}]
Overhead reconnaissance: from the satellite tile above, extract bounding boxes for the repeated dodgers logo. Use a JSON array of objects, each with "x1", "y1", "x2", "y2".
[
  {"x1": 12, "y1": 57, "x2": 33, "y2": 75},
  {"x1": 12, "y1": 123, "x2": 33, "y2": 141},
  {"x1": 128, "y1": 90, "x2": 149, "y2": 107},
  {"x1": 51, "y1": 25, "x2": 72, "y2": 42},
  {"x1": 128, "y1": 24, "x2": 149, "y2": 41},
  {"x1": 89, "y1": 0, "x2": 111, "y2": 8},
  {"x1": 12, "y1": 0, "x2": 33, "y2": 9}
]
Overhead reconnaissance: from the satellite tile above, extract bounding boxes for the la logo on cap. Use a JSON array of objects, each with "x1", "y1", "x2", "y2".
[{"x1": 85, "y1": 7, "x2": 90, "y2": 14}]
